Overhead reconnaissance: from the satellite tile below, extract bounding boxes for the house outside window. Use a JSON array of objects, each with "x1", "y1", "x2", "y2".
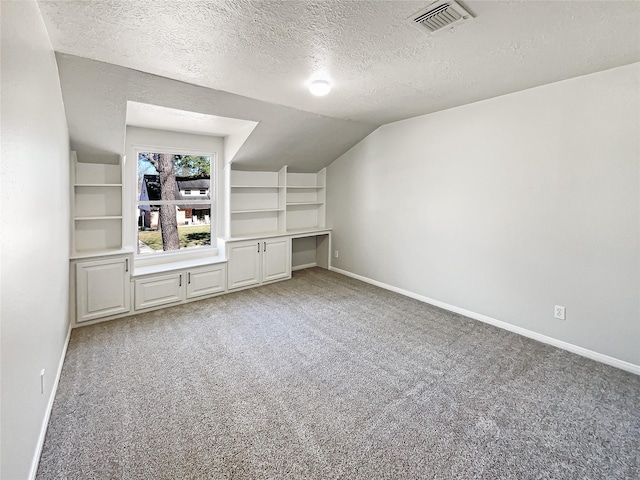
[{"x1": 136, "y1": 151, "x2": 213, "y2": 256}]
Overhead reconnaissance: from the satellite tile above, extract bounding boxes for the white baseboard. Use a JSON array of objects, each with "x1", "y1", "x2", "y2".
[
  {"x1": 330, "y1": 267, "x2": 640, "y2": 375},
  {"x1": 292, "y1": 262, "x2": 317, "y2": 272},
  {"x1": 29, "y1": 324, "x2": 72, "y2": 480}
]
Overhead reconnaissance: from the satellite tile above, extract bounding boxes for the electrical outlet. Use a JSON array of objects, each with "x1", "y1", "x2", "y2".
[
  {"x1": 334, "y1": 250, "x2": 339, "y2": 258},
  {"x1": 40, "y1": 369, "x2": 45, "y2": 394},
  {"x1": 554, "y1": 305, "x2": 566, "y2": 320}
]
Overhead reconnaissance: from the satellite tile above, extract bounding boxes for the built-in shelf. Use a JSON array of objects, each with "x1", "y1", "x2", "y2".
[
  {"x1": 284, "y1": 170, "x2": 326, "y2": 232},
  {"x1": 74, "y1": 183, "x2": 122, "y2": 188},
  {"x1": 224, "y1": 227, "x2": 331, "y2": 242},
  {"x1": 226, "y1": 166, "x2": 325, "y2": 238},
  {"x1": 231, "y1": 208, "x2": 285, "y2": 214},
  {"x1": 71, "y1": 152, "x2": 125, "y2": 256},
  {"x1": 75, "y1": 216, "x2": 123, "y2": 221},
  {"x1": 231, "y1": 185, "x2": 284, "y2": 189},
  {"x1": 70, "y1": 247, "x2": 134, "y2": 260}
]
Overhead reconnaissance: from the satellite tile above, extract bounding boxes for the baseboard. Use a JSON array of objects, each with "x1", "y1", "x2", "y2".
[
  {"x1": 292, "y1": 262, "x2": 317, "y2": 272},
  {"x1": 29, "y1": 324, "x2": 72, "y2": 480},
  {"x1": 329, "y1": 267, "x2": 640, "y2": 375}
]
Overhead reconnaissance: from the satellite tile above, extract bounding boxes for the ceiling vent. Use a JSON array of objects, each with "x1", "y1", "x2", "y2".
[{"x1": 408, "y1": 0, "x2": 474, "y2": 35}]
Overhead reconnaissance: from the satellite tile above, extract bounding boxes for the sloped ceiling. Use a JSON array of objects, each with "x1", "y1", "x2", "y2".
[
  {"x1": 41, "y1": 0, "x2": 640, "y2": 171},
  {"x1": 54, "y1": 53, "x2": 377, "y2": 172}
]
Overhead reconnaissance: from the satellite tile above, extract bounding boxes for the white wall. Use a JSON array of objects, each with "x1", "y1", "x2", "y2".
[
  {"x1": 1, "y1": 1, "x2": 71, "y2": 479},
  {"x1": 327, "y1": 63, "x2": 640, "y2": 367}
]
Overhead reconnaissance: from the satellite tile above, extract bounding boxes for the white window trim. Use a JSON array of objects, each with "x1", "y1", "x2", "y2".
[{"x1": 129, "y1": 144, "x2": 219, "y2": 268}]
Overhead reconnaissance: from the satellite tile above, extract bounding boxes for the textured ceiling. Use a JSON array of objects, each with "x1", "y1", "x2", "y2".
[
  {"x1": 55, "y1": 53, "x2": 377, "y2": 172},
  {"x1": 38, "y1": 0, "x2": 640, "y2": 125}
]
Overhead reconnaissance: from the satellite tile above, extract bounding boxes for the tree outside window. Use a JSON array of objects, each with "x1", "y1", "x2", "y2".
[{"x1": 137, "y1": 152, "x2": 212, "y2": 254}]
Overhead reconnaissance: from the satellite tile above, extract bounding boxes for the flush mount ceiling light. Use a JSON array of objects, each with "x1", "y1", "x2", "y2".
[{"x1": 308, "y1": 79, "x2": 332, "y2": 96}]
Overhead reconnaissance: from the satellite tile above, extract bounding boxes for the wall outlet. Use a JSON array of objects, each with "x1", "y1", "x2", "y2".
[
  {"x1": 40, "y1": 369, "x2": 46, "y2": 394},
  {"x1": 554, "y1": 305, "x2": 566, "y2": 320},
  {"x1": 334, "y1": 250, "x2": 339, "y2": 258}
]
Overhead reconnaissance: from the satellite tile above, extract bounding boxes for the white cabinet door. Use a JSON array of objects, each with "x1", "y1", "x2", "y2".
[
  {"x1": 76, "y1": 257, "x2": 130, "y2": 322},
  {"x1": 186, "y1": 264, "x2": 226, "y2": 299},
  {"x1": 228, "y1": 240, "x2": 261, "y2": 290},
  {"x1": 134, "y1": 272, "x2": 184, "y2": 310},
  {"x1": 262, "y1": 237, "x2": 291, "y2": 283}
]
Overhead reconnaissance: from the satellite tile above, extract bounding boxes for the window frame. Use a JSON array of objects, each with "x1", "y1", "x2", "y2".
[{"x1": 130, "y1": 144, "x2": 218, "y2": 266}]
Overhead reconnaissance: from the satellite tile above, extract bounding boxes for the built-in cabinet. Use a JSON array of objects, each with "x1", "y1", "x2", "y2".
[
  {"x1": 227, "y1": 237, "x2": 291, "y2": 290},
  {"x1": 70, "y1": 154, "x2": 328, "y2": 327},
  {"x1": 261, "y1": 237, "x2": 291, "y2": 282},
  {"x1": 71, "y1": 151, "x2": 126, "y2": 257},
  {"x1": 227, "y1": 166, "x2": 326, "y2": 238},
  {"x1": 134, "y1": 263, "x2": 227, "y2": 311},
  {"x1": 75, "y1": 256, "x2": 131, "y2": 323},
  {"x1": 134, "y1": 271, "x2": 183, "y2": 310},
  {"x1": 187, "y1": 264, "x2": 227, "y2": 298}
]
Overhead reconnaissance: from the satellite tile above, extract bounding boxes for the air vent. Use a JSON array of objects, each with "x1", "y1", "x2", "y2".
[{"x1": 408, "y1": 0, "x2": 473, "y2": 35}]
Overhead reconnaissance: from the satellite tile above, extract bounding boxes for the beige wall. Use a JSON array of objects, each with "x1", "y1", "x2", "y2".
[
  {"x1": 327, "y1": 63, "x2": 640, "y2": 367},
  {"x1": 1, "y1": 1, "x2": 71, "y2": 478}
]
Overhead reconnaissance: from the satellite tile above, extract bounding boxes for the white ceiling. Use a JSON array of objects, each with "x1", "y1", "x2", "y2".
[
  {"x1": 38, "y1": 0, "x2": 640, "y2": 125},
  {"x1": 126, "y1": 101, "x2": 258, "y2": 137},
  {"x1": 126, "y1": 101, "x2": 260, "y2": 164},
  {"x1": 55, "y1": 53, "x2": 378, "y2": 171}
]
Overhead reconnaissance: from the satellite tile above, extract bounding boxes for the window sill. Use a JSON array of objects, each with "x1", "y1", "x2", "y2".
[{"x1": 133, "y1": 247, "x2": 225, "y2": 277}]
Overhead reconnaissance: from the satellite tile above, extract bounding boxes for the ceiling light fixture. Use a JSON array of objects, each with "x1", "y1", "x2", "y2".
[{"x1": 309, "y1": 79, "x2": 331, "y2": 96}]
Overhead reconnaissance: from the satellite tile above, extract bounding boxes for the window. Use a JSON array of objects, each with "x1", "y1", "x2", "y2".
[
  {"x1": 136, "y1": 151, "x2": 214, "y2": 256},
  {"x1": 200, "y1": 189, "x2": 206, "y2": 195}
]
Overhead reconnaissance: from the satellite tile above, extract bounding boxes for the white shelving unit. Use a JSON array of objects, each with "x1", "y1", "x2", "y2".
[
  {"x1": 71, "y1": 152, "x2": 126, "y2": 257},
  {"x1": 226, "y1": 166, "x2": 326, "y2": 238},
  {"x1": 286, "y1": 169, "x2": 326, "y2": 232},
  {"x1": 227, "y1": 167, "x2": 287, "y2": 237}
]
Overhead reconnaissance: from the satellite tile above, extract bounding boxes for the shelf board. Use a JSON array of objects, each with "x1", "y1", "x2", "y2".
[
  {"x1": 225, "y1": 230, "x2": 286, "y2": 241},
  {"x1": 74, "y1": 215, "x2": 123, "y2": 221},
  {"x1": 75, "y1": 183, "x2": 122, "y2": 188},
  {"x1": 224, "y1": 227, "x2": 331, "y2": 242},
  {"x1": 286, "y1": 185, "x2": 324, "y2": 189},
  {"x1": 286, "y1": 227, "x2": 331, "y2": 236},
  {"x1": 230, "y1": 185, "x2": 284, "y2": 189},
  {"x1": 230, "y1": 208, "x2": 284, "y2": 214},
  {"x1": 70, "y1": 246, "x2": 134, "y2": 260},
  {"x1": 286, "y1": 202, "x2": 324, "y2": 206}
]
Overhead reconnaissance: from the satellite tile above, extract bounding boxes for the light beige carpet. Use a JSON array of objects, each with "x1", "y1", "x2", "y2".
[{"x1": 37, "y1": 268, "x2": 639, "y2": 479}]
